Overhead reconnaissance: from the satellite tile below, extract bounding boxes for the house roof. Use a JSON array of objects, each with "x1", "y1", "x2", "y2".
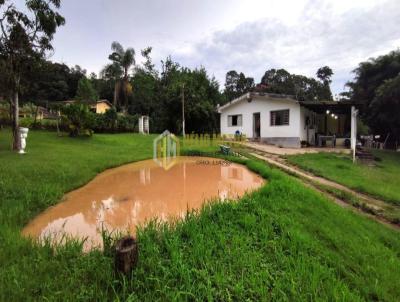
[
  {"x1": 59, "y1": 99, "x2": 112, "y2": 107},
  {"x1": 217, "y1": 92, "x2": 298, "y2": 113},
  {"x1": 61, "y1": 100, "x2": 76, "y2": 104},
  {"x1": 217, "y1": 92, "x2": 361, "y2": 114},
  {"x1": 97, "y1": 99, "x2": 112, "y2": 107}
]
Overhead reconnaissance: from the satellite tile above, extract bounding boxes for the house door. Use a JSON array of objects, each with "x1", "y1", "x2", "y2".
[{"x1": 253, "y1": 113, "x2": 261, "y2": 139}]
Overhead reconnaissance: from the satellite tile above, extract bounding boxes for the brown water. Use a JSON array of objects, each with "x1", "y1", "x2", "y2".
[{"x1": 23, "y1": 157, "x2": 264, "y2": 250}]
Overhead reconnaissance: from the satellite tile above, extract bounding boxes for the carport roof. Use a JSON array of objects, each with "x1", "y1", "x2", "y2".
[{"x1": 300, "y1": 100, "x2": 362, "y2": 114}]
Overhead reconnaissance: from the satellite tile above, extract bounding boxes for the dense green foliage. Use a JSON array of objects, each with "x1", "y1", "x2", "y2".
[
  {"x1": 287, "y1": 151, "x2": 400, "y2": 204},
  {"x1": 20, "y1": 63, "x2": 87, "y2": 102},
  {"x1": 368, "y1": 74, "x2": 400, "y2": 142},
  {"x1": 60, "y1": 104, "x2": 137, "y2": 136},
  {"x1": 259, "y1": 67, "x2": 333, "y2": 101},
  {"x1": 128, "y1": 55, "x2": 222, "y2": 134},
  {"x1": 224, "y1": 70, "x2": 255, "y2": 101},
  {"x1": 222, "y1": 67, "x2": 334, "y2": 103},
  {"x1": 0, "y1": 130, "x2": 400, "y2": 301},
  {"x1": 61, "y1": 103, "x2": 95, "y2": 137},
  {"x1": 94, "y1": 110, "x2": 137, "y2": 133},
  {"x1": 75, "y1": 77, "x2": 98, "y2": 102},
  {"x1": 1, "y1": 47, "x2": 222, "y2": 134},
  {"x1": 346, "y1": 50, "x2": 400, "y2": 143}
]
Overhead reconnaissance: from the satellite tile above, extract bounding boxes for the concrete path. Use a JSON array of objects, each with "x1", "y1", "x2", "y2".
[{"x1": 244, "y1": 141, "x2": 350, "y2": 156}]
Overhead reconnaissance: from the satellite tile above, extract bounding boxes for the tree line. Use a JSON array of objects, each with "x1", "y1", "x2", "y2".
[
  {"x1": 223, "y1": 66, "x2": 334, "y2": 103},
  {"x1": 344, "y1": 50, "x2": 400, "y2": 145}
]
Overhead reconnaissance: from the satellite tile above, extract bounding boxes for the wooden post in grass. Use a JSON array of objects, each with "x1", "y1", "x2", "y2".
[{"x1": 115, "y1": 236, "x2": 138, "y2": 275}]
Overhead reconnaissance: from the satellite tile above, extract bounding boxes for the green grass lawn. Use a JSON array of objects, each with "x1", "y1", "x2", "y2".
[
  {"x1": 1, "y1": 130, "x2": 400, "y2": 301},
  {"x1": 286, "y1": 151, "x2": 400, "y2": 204}
]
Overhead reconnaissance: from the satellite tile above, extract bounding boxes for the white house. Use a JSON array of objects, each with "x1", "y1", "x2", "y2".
[{"x1": 218, "y1": 92, "x2": 359, "y2": 148}]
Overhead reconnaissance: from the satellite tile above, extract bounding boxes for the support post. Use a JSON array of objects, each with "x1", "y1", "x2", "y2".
[
  {"x1": 181, "y1": 83, "x2": 185, "y2": 137},
  {"x1": 351, "y1": 106, "x2": 358, "y2": 163}
]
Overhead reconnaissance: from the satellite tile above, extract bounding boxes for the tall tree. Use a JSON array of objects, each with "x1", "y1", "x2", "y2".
[
  {"x1": 259, "y1": 68, "x2": 333, "y2": 101},
  {"x1": 67, "y1": 65, "x2": 86, "y2": 98},
  {"x1": 129, "y1": 47, "x2": 159, "y2": 115},
  {"x1": 105, "y1": 42, "x2": 135, "y2": 110},
  {"x1": 141, "y1": 46, "x2": 155, "y2": 75},
  {"x1": 347, "y1": 50, "x2": 400, "y2": 105},
  {"x1": 153, "y1": 57, "x2": 221, "y2": 133},
  {"x1": 346, "y1": 50, "x2": 400, "y2": 143},
  {"x1": 100, "y1": 62, "x2": 122, "y2": 107},
  {"x1": 368, "y1": 75, "x2": 400, "y2": 142},
  {"x1": 224, "y1": 70, "x2": 254, "y2": 102},
  {"x1": 316, "y1": 66, "x2": 333, "y2": 84},
  {"x1": 0, "y1": 0, "x2": 64, "y2": 150},
  {"x1": 260, "y1": 68, "x2": 293, "y2": 94},
  {"x1": 76, "y1": 76, "x2": 98, "y2": 102},
  {"x1": 316, "y1": 66, "x2": 333, "y2": 100},
  {"x1": 224, "y1": 70, "x2": 240, "y2": 101}
]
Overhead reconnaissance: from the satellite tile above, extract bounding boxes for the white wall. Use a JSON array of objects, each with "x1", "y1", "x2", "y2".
[{"x1": 220, "y1": 96, "x2": 301, "y2": 139}]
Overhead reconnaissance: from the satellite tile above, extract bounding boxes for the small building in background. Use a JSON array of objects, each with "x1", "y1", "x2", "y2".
[
  {"x1": 61, "y1": 99, "x2": 112, "y2": 114},
  {"x1": 92, "y1": 100, "x2": 112, "y2": 114}
]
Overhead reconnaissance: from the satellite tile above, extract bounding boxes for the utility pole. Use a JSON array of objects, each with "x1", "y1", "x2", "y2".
[{"x1": 181, "y1": 83, "x2": 185, "y2": 137}]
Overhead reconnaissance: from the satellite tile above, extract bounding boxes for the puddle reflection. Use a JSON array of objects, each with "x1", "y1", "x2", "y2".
[{"x1": 23, "y1": 157, "x2": 264, "y2": 250}]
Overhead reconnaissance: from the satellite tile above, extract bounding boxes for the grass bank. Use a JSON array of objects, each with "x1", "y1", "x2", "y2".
[
  {"x1": 1, "y1": 130, "x2": 400, "y2": 301},
  {"x1": 286, "y1": 151, "x2": 400, "y2": 205}
]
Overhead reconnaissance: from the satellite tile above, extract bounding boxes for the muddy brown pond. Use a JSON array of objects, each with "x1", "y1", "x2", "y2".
[{"x1": 23, "y1": 156, "x2": 264, "y2": 250}]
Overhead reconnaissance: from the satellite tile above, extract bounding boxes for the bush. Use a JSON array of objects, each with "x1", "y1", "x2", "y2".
[
  {"x1": 93, "y1": 109, "x2": 137, "y2": 133},
  {"x1": 19, "y1": 117, "x2": 35, "y2": 128},
  {"x1": 117, "y1": 114, "x2": 137, "y2": 132},
  {"x1": 94, "y1": 108, "x2": 118, "y2": 132},
  {"x1": 61, "y1": 103, "x2": 95, "y2": 137},
  {"x1": 0, "y1": 103, "x2": 11, "y2": 126},
  {"x1": 2, "y1": 104, "x2": 138, "y2": 135}
]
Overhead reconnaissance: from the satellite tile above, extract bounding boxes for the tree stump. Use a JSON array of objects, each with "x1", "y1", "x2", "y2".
[{"x1": 115, "y1": 236, "x2": 138, "y2": 275}]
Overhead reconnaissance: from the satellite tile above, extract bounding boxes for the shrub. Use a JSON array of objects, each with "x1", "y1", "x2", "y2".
[
  {"x1": 93, "y1": 109, "x2": 137, "y2": 133},
  {"x1": 2, "y1": 104, "x2": 138, "y2": 135},
  {"x1": 117, "y1": 114, "x2": 137, "y2": 132},
  {"x1": 0, "y1": 103, "x2": 11, "y2": 126},
  {"x1": 61, "y1": 103, "x2": 95, "y2": 137},
  {"x1": 19, "y1": 117, "x2": 35, "y2": 128},
  {"x1": 94, "y1": 108, "x2": 118, "y2": 132}
]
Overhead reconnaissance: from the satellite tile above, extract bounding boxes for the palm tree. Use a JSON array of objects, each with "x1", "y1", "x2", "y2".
[
  {"x1": 105, "y1": 42, "x2": 135, "y2": 110},
  {"x1": 100, "y1": 62, "x2": 123, "y2": 108}
]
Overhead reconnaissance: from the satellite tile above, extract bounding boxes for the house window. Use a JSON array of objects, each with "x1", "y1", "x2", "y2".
[
  {"x1": 228, "y1": 114, "x2": 242, "y2": 127},
  {"x1": 270, "y1": 109, "x2": 289, "y2": 126}
]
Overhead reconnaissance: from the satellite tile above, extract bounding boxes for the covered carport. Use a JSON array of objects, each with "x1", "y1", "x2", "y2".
[{"x1": 300, "y1": 100, "x2": 361, "y2": 161}]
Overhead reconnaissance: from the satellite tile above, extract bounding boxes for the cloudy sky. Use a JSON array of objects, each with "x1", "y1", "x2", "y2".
[{"x1": 26, "y1": 0, "x2": 400, "y2": 94}]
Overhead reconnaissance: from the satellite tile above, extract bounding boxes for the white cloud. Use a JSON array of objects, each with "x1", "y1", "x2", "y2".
[
  {"x1": 173, "y1": 0, "x2": 400, "y2": 93},
  {"x1": 44, "y1": 0, "x2": 400, "y2": 94}
]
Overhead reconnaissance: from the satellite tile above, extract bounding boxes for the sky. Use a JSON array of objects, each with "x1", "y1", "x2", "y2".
[{"x1": 17, "y1": 0, "x2": 400, "y2": 94}]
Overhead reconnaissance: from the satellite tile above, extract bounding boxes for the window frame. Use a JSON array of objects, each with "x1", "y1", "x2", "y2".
[
  {"x1": 270, "y1": 109, "x2": 290, "y2": 126},
  {"x1": 228, "y1": 114, "x2": 243, "y2": 127}
]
